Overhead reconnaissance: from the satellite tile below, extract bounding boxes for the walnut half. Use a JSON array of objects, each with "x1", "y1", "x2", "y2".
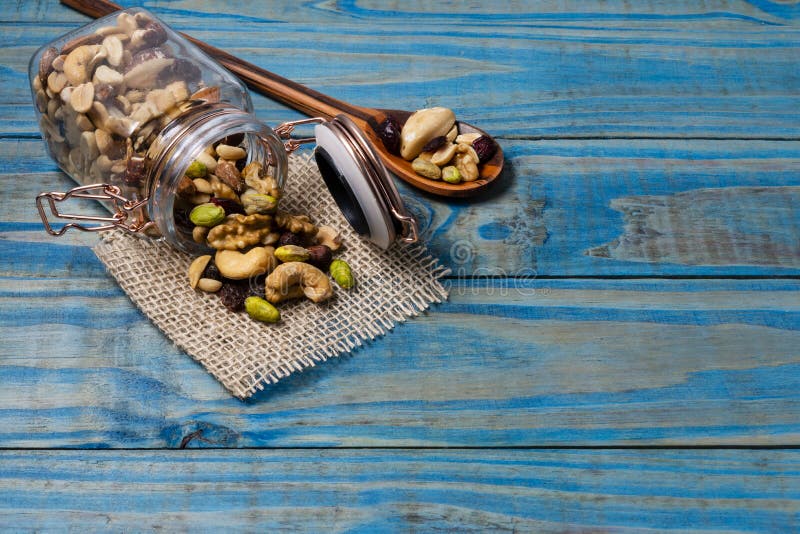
[{"x1": 206, "y1": 213, "x2": 274, "y2": 250}]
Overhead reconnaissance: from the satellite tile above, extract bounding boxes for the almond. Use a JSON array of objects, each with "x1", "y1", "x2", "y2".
[{"x1": 63, "y1": 44, "x2": 100, "y2": 85}]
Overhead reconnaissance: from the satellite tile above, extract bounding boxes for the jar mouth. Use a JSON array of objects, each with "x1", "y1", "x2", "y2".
[
  {"x1": 145, "y1": 102, "x2": 287, "y2": 254},
  {"x1": 313, "y1": 114, "x2": 418, "y2": 249}
]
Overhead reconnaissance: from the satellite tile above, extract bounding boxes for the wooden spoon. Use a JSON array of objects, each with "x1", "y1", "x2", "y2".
[{"x1": 61, "y1": 0, "x2": 503, "y2": 198}]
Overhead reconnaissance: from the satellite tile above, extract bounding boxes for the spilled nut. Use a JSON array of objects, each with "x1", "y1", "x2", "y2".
[
  {"x1": 329, "y1": 259, "x2": 355, "y2": 289},
  {"x1": 315, "y1": 226, "x2": 343, "y2": 251},
  {"x1": 197, "y1": 278, "x2": 222, "y2": 293},
  {"x1": 215, "y1": 246, "x2": 276, "y2": 280},
  {"x1": 245, "y1": 296, "x2": 281, "y2": 323},
  {"x1": 266, "y1": 262, "x2": 333, "y2": 304},
  {"x1": 188, "y1": 255, "x2": 212, "y2": 289},
  {"x1": 274, "y1": 245, "x2": 310, "y2": 263}
]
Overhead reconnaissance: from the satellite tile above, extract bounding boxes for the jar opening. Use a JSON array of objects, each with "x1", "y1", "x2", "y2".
[
  {"x1": 145, "y1": 102, "x2": 286, "y2": 254},
  {"x1": 314, "y1": 146, "x2": 370, "y2": 236}
]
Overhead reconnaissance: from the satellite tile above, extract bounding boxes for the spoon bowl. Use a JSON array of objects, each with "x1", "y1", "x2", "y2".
[
  {"x1": 62, "y1": 0, "x2": 504, "y2": 198},
  {"x1": 365, "y1": 109, "x2": 504, "y2": 197}
]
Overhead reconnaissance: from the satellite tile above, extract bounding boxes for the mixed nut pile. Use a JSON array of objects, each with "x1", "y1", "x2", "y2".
[
  {"x1": 32, "y1": 11, "x2": 207, "y2": 201},
  {"x1": 182, "y1": 138, "x2": 354, "y2": 324},
  {"x1": 33, "y1": 11, "x2": 355, "y2": 325},
  {"x1": 377, "y1": 107, "x2": 497, "y2": 184}
]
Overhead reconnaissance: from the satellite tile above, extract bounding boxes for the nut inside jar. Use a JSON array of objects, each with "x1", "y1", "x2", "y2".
[{"x1": 31, "y1": 9, "x2": 256, "y2": 239}]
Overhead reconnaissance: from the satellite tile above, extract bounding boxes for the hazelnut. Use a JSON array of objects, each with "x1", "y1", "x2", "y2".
[{"x1": 307, "y1": 245, "x2": 333, "y2": 271}]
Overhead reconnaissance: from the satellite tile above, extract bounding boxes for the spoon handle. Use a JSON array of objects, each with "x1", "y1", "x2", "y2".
[{"x1": 60, "y1": 0, "x2": 373, "y2": 121}]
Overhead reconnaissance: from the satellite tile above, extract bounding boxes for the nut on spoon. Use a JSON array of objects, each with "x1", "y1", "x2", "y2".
[{"x1": 61, "y1": 0, "x2": 504, "y2": 198}]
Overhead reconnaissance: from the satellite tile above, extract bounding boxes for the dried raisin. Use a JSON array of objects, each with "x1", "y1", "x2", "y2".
[
  {"x1": 210, "y1": 196, "x2": 246, "y2": 216},
  {"x1": 377, "y1": 116, "x2": 402, "y2": 156},
  {"x1": 472, "y1": 135, "x2": 497, "y2": 164},
  {"x1": 278, "y1": 231, "x2": 305, "y2": 247},
  {"x1": 218, "y1": 281, "x2": 249, "y2": 312}
]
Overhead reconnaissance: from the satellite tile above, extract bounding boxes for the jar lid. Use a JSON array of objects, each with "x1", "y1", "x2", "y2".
[{"x1": 313, "y1": 115, "x2": 418, "y2": 249}]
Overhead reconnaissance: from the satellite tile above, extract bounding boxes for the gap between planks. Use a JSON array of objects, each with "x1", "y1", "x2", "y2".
[{"x1": 4, "y1": 445, "x2": 800, "y2": 452}]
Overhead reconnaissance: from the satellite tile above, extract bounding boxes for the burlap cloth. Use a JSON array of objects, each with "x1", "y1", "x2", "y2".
[{"x1": 93, "y1": 153, "x2": 449, "y2": 398}]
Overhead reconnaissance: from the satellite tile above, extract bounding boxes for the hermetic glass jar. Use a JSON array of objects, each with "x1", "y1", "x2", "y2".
[
  {"x1": 29, "y1": 8, "x2": 287, "y2": 254},
  {"x1": 30, "y1": 8, "x2": 417, "y2": 253}
]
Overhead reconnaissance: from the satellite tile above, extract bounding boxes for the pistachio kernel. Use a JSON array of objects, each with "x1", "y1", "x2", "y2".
[
  {"x1": 442, "y1": 166, "x2": 462, "y2": 184},
  {"x1": 274, "y1": 245, "x2": 311, "y2": 263},
  {"x1": 189, "y1": 203, "x2": 225, "y2": 227},
  {"x1": 329, "y1": 259, "x2": 355, "y2": 289},
  {"x1": 185, "y1": 159, "x2": 207, "y2": 179},
  {"x1": 245, "y1": 296, "x2": 281, "y2": 323}
]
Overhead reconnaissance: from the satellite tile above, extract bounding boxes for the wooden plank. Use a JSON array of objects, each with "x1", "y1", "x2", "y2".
[
  {"x1": 7, "y1": 0, "x2": 800, "y2": 26},
  {"x1": 1, "y1": 2, "x2": 800, "y2": 138},
  {"x1": 5, "y1": 138, "x2": 799, "y2": 276},
  {"x1": 1, "y1": 278, "x2": 799, "y2": 448},
  {"x1": 1, "y1": 448, "x2": 799, "y2": 531}
]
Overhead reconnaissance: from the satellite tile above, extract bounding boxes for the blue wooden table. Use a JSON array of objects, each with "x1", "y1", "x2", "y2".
[{"x1": 2, "y1": 1, "x2": 800, "y2": 530}]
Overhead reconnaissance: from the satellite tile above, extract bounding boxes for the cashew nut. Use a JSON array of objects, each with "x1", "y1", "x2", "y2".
[
  {"x1": 116, "y1": 12, "x2": 139, "y2": 36},
  {"x1": 102, "y1": 35, "x2": 124, "y2": 67},
  {"x1": 265, "y1": 262, "x2": 333, "y2": 304},
  {"x1": 430, "y1": 142, "x2": 457, "y2": 167},
  {"x1": 63, "y1": 44, "x2": 101, "y2": 86},
  {"x1": 47, "y1": 71, "x2": 68, "y2": 94},
  {"x1": 69, "y1": 82, "x2": 94, "y2": 114},
  {"x1": 215, "y1": 247, "x2": 276, "y2": 280},
  {"x1": 455, "y1": 132, "x2": 481, "y2": 145}
]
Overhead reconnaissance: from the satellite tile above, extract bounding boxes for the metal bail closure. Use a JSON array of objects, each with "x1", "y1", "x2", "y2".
[
  {"x1": 275, "y1": 116, "x2": 419, "y2": 249},
  {"x1": 36, "y1": 183, "x2": 153, "y2": 236}
]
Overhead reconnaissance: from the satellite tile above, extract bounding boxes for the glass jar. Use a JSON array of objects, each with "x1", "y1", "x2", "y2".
[
  {"x1": 30, "y1": 8, "x2": 416, "y2": 253},
  {"x1": 29, "y1": 7, "x2": 286, "y2": 254}
]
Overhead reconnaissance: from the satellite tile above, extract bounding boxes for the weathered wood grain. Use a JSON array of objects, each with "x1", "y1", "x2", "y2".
[
  {"x1": 4, "y1": 0, "x2": 800, "y2": 530},
  {"x1": 7, "y1": 0, "x2": 800, "y2": 25},
  {"x1": 586, "y1": 186, "x2": 800, "y2": 267},
  {"x1": 1, "y1": 2, "x2": 800, "y2": 139},
  {"x1": 1, "y1": 449, "x2": 799, "y2": 531},
  {"x1": 2, "y1": 277, "x2": 798, "y2": 448},
  {"x1": 5, "y1": 138, "x2": 799, "y2": 276}
]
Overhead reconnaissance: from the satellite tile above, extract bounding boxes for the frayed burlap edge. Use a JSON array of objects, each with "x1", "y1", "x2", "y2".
[{"x1": 93, "y1": 153, "x2": 450, "y2": 398}]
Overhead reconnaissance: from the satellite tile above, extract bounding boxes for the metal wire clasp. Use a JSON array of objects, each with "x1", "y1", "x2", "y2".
[
  {"x1": 36, "y1": 183, "x2": 154, "y2": 236},
  {"x1": 275, "y1": 117, "x2": 326, "y2": 153}
]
